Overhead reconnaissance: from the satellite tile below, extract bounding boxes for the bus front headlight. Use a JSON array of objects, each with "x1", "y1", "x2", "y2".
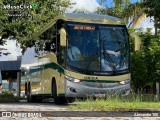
[
  {"x1": 65, "y1": 75, "x2": 80, "y2": 83},
  {"x1": 119, "y1": 80, "x2": 130, "y2": 85}
]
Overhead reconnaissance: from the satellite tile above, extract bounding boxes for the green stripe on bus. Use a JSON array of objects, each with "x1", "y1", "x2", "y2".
[
  {"x1": 44, "y1": 63, "x2": 64, "y2": 73},
  {"x1": 29, "y1": 62, "x2": 64, "y2": 74}
]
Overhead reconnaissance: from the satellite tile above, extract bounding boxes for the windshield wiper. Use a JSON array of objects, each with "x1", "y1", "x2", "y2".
[
  {"x1": 103, "y1": 51, "x2": 117, "y2": 72},
  {"x1": 102, "y1": 42, "x2": 117, "y2": 74}
]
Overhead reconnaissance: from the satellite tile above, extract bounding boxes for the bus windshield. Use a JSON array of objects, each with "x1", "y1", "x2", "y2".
[{"x1": 66, "y1": 23, "x2": 129, "y2": 75}]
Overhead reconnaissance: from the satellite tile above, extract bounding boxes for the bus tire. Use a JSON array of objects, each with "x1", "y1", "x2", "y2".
[
  {"x1": 27, "y1": 82, "x2": 31, "y2": 102},
  {"x1": 52, "y1": 78, "x2": 59, "y2": 104},
  {"x1": 25, "y1": 82, "x2": 27, "y2": 96},
  {"x1": 51, "y1": 78, "x2": 66, "y2": 104},
  {"x1": 26, "y1": 82, "x2": 42, "y2": 103},
  {"x1": 66, "y1": 97, "x2": 75, "y2": 103},
  {"x1": 31, "y1": 95, "x2": 43, "y2": 103}
]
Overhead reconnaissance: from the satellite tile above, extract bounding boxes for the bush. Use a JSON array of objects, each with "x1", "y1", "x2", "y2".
[
  {"x1": 130, "y1": 29, "x2": 160, "y2": 93},
  {"x1": 0, "y1": 91, "x2": 19, "y2": 103}
]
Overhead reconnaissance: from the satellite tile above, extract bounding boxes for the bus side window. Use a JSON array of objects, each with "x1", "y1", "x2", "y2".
[
  {"x1": 59, "y1": 47, "x2": 65, "y2": 66},
  {"x1": 39, "y1": 25, "x2": 57, "y2": 54},
  {"x1": 56, "y1": 30, "x2": 65, "y2": 66},
  {"x1": 56, "y1": 20, "x2": 66, "y2": 67},
  {"x1": 44, "y1": 40, "x2": 56, "y2": 53}
]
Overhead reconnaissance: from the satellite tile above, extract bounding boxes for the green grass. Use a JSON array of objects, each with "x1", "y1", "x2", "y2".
[{"x1": 68, "y1": 95, "x2": 160, "y2": 111}]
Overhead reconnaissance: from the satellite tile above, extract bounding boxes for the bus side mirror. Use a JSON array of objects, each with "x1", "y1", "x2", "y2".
[
  {"x1": 59, "y1": 28, "x2": 66, "y2": 47},
  {"x1": 129, "y1": 32, "x2": 141, "y2": 51}
]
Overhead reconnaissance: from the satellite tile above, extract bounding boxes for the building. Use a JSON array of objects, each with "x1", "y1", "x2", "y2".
[{"x1": 0, "y1": 56, "x2": 21, "y2": 96}]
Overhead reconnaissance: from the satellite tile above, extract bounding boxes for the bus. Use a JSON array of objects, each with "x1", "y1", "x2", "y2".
[{"x1": 22, "y1": 13, "x2": 141, "y2": 104}]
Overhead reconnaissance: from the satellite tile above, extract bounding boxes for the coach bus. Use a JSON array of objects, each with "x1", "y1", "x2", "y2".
[{"x1": 22, "y1": 13, "x2": 141, "y2": 104}]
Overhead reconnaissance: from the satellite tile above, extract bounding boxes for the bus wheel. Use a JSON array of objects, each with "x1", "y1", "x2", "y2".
[
  {"x1": 66, "y1": 97, "x2": 75, "y2": 103},
  {"x1": 52, "y1": 78, "x2": 66, "y2": 104},
  {"x1": 31, "y1": 95, "x2": 42, "y2": 103},
  {"x1": 25, "y1": 82, "x2": 27, "y2": 96},
  {"x1": 27, "y1": 82, "x2": 31, "y2": 102},
  {"x1": 52, "y1": 79, "x2": 59, "y2": 104}
]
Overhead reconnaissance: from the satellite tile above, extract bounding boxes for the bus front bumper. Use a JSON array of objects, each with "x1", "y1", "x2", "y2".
[{"x1": 65, "y1": 80, "x2": 130, "y2": 98}]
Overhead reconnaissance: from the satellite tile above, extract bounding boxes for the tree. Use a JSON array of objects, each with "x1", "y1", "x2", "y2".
[
  {"x1": 141, "y1": 0, "x2": 160, "y2": 98},
  {"x1": 8, "y1": 77, "x2": 14, "y2": 92},
  {"x1": 143, "y1": 0, "x2": 160, "y2": 35},
  {"x1": 130, "y1": 28, "x2": 160, "y2": 96},
  {"x1": 96, "y1": 0, "x2": 146, "y2": 28},
  {"x1": 0, "y1": 0, "x2": 72, "y2": 54}
]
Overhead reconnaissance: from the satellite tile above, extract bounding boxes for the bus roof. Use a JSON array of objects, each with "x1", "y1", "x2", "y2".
[
  {"x1": 33, "y1": 13, "x2": 125, "y2": 39},
  {"x1": 58, "y1": 13, "x2": 124, "y2": 24}
]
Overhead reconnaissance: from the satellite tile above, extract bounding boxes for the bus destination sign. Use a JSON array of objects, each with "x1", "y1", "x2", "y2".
[{"x1": 74, "y1": 26, "x2": 95, "y2": 30}]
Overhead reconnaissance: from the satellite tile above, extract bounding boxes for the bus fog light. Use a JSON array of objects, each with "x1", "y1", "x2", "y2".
[
  {"x1": 67, "y1": 87, "x2": 76, "y2": 93},
  {"x1": 119, "y1": 80, "x2": 130, "y2": 85},
  {"x1": 119, "y1": 81, "x2": 125, "y2": 84}
]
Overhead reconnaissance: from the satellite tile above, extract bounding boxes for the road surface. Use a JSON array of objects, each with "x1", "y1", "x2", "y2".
[{"x1": 0, "y1": 101, "x2": 159, "y2": 120}]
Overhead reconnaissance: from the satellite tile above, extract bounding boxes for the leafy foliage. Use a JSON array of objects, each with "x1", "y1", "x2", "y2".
[
  {"x1": 142, "y1": 0, "x2": 160, "y2": 35},
  {"x1": 0, "y1": 90, "x2": 19, "y2": 103},
  {"x1": 95, "y1": 0, "x2": 145, "y2": 28},
  {"x1": 0, "y1": 0, "x2": 72, "y2": 54},
  {"x1": 130, "y1": 28, "x2": 160, "y2": 92},
  {"x1": 143, "y1": 0, "x2": 160, "y2": 20}
]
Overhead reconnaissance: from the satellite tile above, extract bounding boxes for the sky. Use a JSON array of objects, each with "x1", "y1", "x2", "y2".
[
  {"x1": 67, "y1": 0, "x2": 100, "y2": 12},
  {"x1": 0, "y1": 39, "x2": 21, "y2": 61},
  {"x1": 0, "y1": 0, "x2": 154, "y2": 63}
]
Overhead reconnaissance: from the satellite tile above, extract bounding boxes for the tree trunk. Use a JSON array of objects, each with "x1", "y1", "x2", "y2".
[
  {"x1": 156, "y1": 82, "x2": 159, "y2": 100},
  {"x1": 154, "y1": 17, "x2": 158, "y2": 36},
  {"x1": 8, "y1": 78, "x2": 13, "y2": 92}
]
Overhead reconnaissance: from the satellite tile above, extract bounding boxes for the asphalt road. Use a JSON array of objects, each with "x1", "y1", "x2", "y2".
[
  {"x1": 0, "y1": 102, "x2": 67, "y2": 111},
  {"x1": 0, "y1": 101, "x2": 160, "y2": 120}
]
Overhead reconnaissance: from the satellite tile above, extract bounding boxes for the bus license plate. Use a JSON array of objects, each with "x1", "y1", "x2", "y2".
[{"x1": 94, "y1": 93, "x2": 106, "y2": 98}]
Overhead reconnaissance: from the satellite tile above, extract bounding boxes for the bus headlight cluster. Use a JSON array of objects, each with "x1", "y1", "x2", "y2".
[
  {"x1": 119, "y1": 80, "x2": 130, "y2": 85},
  {"x1": 65, "y1": 75, "x2": 80, "y2": 83}
]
